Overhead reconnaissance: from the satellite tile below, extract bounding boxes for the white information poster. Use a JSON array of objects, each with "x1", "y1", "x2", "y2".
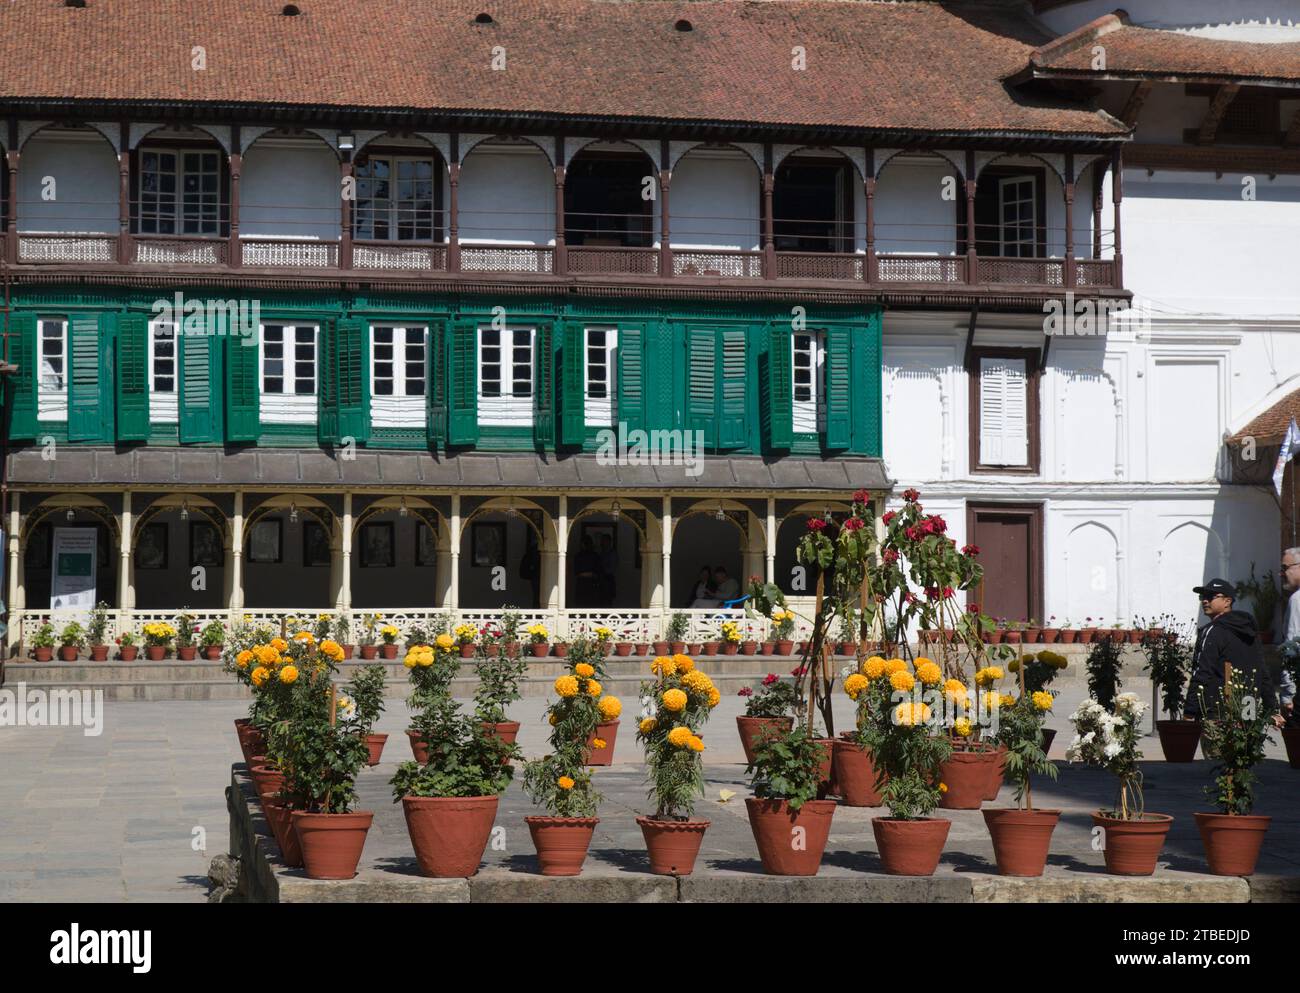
[{"x1": 51, "y1": 528, "x2": 97, "y2": 611}]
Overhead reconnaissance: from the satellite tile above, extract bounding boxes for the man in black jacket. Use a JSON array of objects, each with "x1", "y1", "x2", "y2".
[{"x1": 1184, "y1": 578, "x2": 1278, "y2": 719}]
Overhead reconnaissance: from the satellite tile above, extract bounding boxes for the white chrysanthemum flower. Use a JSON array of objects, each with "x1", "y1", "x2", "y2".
[{"x1": 1103, "y1": 741, "x2": 1121, "y2": 759}]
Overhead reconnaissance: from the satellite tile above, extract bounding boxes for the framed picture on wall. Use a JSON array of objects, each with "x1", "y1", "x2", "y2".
[
  {"x1": 361, "y1": 522, "x2": 394, "y2": 567},
  {"x1": 137, "y1": 522, "x2": 169, "y2": 570},
  {"x1": 415, "y1": 522, "x2": 438, "y2": 567},
  {"x1": 303, "y1": 521, "x2": 332, "y2": 567},
  {"x1": 471, "y1": 521, "x2": 505, "y2": 568},
  {"x1": 248, "y1": 519, "x2": 282, "y2": 564},
  {"x1": 580, "y1": 521, "x2": 616, "y2": 555},
  {"x1": 190, "y1": 521, "x2": 223, "y2": 568}
]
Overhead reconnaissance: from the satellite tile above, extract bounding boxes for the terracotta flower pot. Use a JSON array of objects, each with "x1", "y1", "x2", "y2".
[
  {"x1": 1195, "y1": 812, "x2": 1270, "y2": 876},
  {"x1": 746, "y1": 798, "x2": 835, "y2": 876},
  {"x1": 525, "y1": 816, "x2": 598, "y2": 876},
  {"x1": 736, "y1": 715, "x2": 794, "y2": 765},
  {"x1": 775, "y1": 639, "x2": 795, "y2": 656},
  {"x1": 1091, "y1": 812, "x2": 1173, "y2": 876},
  {"x1": 1024, "y1": 628, "x2": 1042, "y2": 644},
  {"x1": 614, "y1": 642, "x2": 634, "y2": 657},
  {"x1": 1003, "y1": 631, "x2": 1022, "y2": 644},
  {"x1": 249, "y1": 764, "x2": 285, "y2": 805},
  {"x1": 814, "y1": 737, "x2": 838, "y2": 798},
  {"x1": 407, "y1": 729, "x2": 430, "y2": 764},
  {"x1": 263, "y1": 801, "x2": 304, "y2": 867},
  {"x1": 203, "y1": 644, "x2": 223, "y2": 660},
  {"x1": 1157, "y1": 719, "x2": 1202, "y2": 763},
  {"x1": 342, "y1": 644, "x2": 355, "y2": 659},
  {"x1": 530, "y1": 642, "x2": 550, "y2": 657},
  {"x1": 1282, "y1": 727, "x2": 1300, "y2": 770},
  {"x1": 360, "y1": 644, "x2": 379, "y2": 660},
  {"x1": 1079, "y1": 627, "x2": 1096, "y2": 644},
  {"x1": 872, "y1": 817, "x2": 951, "y2": 876},
  {"x1": 1039, "y1": 628, "x2": 1059, "y2": 644},
  {"x1": 484, "y1": 644, "x2": 500, "y2": 658},
  {"x1": 637, "y1": 816, "x2": 709, "y2": 876},
  {"x1": 459, "y1": 643, "x2": 476, "y2": 659},
  {"x1": 402, "y1": 795, "x2": 499, "y2": 877},
  {"x1": 832, "y1": 738, "x2": 882, "y2": 807},
  {"x1": 585, "y1": 720, "x2": 619, "y2": 766},
  {"x1": 722, "y1": 642, "x2": 740, "y2": 655},
  {"x1": 652, "y1": 641, "x2": 670, "y2": 656},
  {"x1": 32, "y1": 646, "x2": 53, "y2": 662},
  {"x1": 90, "y1": 644, "x2": 109, "y2": 662},
  {"x1": 741, "y1": 640, "x2": 758, "y2": 655},
  {"x1": 940, "y1": 748, "x2": 997, "y2": 809},
  {"x1": 235, "y1": 721, "x2": 267, "y2": 764},
  {"x1": 364, "y1": 733, "x2": 388, "y2": 767},
  {"x1": 481, "y1": 720, "x2": 521, "y2": 747},
  {"x1": 381, "y1": 643, "x2": 398, "y2": 659},
  {"x1": 118, "y1": 645, "x2": 138, "y2": 661},
  {"x1": 291, "y1": 810, "x2": 373, "y2": 880},
  {"x1": 143, "y1": 645, "x2": 165, "y2": 661},
  {"x1": 760, "y1": 642, "x2": 775, "y2": 655},
  {"x1": 688, "y1": 643, "x2": 703, "y2": 655},
  {"x1": 1127, "y1": 629, "x2": 1144, "y2": 644},
  {"x1": 1057, "y1": 629, "x2": 1077, "y2": 644},
  {"x1": 177, "y1": 646, "x2": 197, "y2": 661},
  {"x1": 553, "y1": 643, "x2": 569, "y2": 658},
  {"x1": 633, "y1": 643, "x2": 650, "y2": 656},
  {"x1": 702, "y1": 642, "x2": 719, "y2": 656},
  {"x1": 983, "y1": 808, "x2": 1060, "y2": 876},
  {"x1": 984, "y1": 743, "x2": 1007, "y2": 801},
  {"x1": 58, "y1": 646, "x2": 79, "y2": 662},
  {"x1": 669, "y1": 641, "x2": 687, "y2": 655}
]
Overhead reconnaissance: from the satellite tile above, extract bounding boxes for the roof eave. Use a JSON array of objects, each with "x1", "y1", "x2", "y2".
[{"x1": 1026, "y1": 66, "x2": 1300, "y2": 90}]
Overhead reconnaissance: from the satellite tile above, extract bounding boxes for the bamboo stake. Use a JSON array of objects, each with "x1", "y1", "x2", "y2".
[{"x1": 1019, "y1": 639, "x2": 1031, "y2": 812}]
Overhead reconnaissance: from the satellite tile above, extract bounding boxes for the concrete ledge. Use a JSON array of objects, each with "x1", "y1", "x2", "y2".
[
  {"x1": 969, "y1": 874, "x2": 1250, "y2": 904},
  {"x1": 468, "y1": 867, "x2": 676, "y2": 903},
  {"x1": 679, "y1": 873, "x2": 973, "y2": 903},
  {"x1": 1247, "y1": 875, "x2": 1300, "y2": 903}
]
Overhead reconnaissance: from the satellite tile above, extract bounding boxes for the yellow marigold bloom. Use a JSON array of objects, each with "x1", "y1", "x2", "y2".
[
  {"x1": 707, "y1": 687, "x2": 721, "y2": 708},
  {"x1": 890, "y1": 669, "x2": 916, "y2": 693},
  {"x1": 975, "y1": 666, "x2": 1005, "y2": 687},
  {"x1": 983, "y1": 691, "x2": 1002, "y2": 712},
  {"x1": 1032, "y1": 691, "x2": 1054, "y2": 711},
  {"x1": 554, "y1": 675, "x2": 579, "y2": 698},
  {"x1": 403, "y1": 653, "x2": 417, "y2": 669},
  {"x1": 639, "y1": 717, "x2": 656, "y2": 734},
  {"x1": 270, "y1": 638, "x2": 289, "y2": 653},
  {"x1": 673, "y1": 654, "x2": 695, "y2": 673},
  {"x1": 943, "y1": 678, "x2": 968, "y2": 701},
  {"x1": 939, "y1": 782, "x2": 949, "y2": 794},
  {"x1": 661, "y1": 689, "x2": 687, "y2": 712},
  {"x1": 863, "y1": 656, "x2": 886, "y2": 679},
  {"x1": 883, "y1": 657, "x2": 908, "y2": 676},
  {"x1": 250, "y1": 666, "x2": 270, "y2": 688},
  {"x1": 667, "y1": 726, "x2": 693, "y2": 747},
  {"x1": 681, "y1": 669, "x2": 712, "y2": 694},
  {"x1": 294, "y1": 631, "x2": 314, "y2": 644},
  {"x1": 650, "y1": 656, "x2": 677, "y2": 677},
  {"x1": 320, "y1": 639, "x2": 344, "y2": 661},
  {"x1": 688, "y1": 735, "x2": 705, "y2": 752},
  {"x1": 586, "y1": 679, "x2": 603, "y2": 697},
  {"x1": 893, "y1": 701, "x2": 930, "y2": 727},
  {"x1": 843, "y1": 673, "x2": 869, "y2": 699},
  {"x1": 915, "y1": 660, "x2": 942, "y2": 687},
  {"x1": 254, "y1": 644, "x2": 280, "y2": 666},
  {"x1": 417, "y1": 649, "x2": 434, "y2": 668},
  {"x1": 598, "y1": 696, "x2": 622, "y2": 720},
  {"x1": 557, "y1": 776, "x2": 575, "y2": 790},
  {"x1": 954, "y1": 717, "x2": 973, "y2": 737},
  {"x1": 1002, "y1": 693, "x2": 1018, "y2": 709},
  {"x1": 278, "y1": 664, "x2": 299, "y2": 684},
  {"x1": 592, "y1": 738, "x2": 607, "y2": 750},
  {"x1": 435, "y1": 633, "x2": 455, "y2": 651},
  {"x1": 235, "y1": 650, "x2": 253, "y2": 669},
  {"x1": 574, "y1": 662, "x2": 595, "y2": 678}
]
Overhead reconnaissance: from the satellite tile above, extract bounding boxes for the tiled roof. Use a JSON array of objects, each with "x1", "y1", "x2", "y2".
[
  {"x1": 1230, "y1": 388, "x2": 1300, "y2": 445},
  {"x1": 1032, "y1": 12, "x2": 1300, "y2": 85},
  {"x1": 4, "y1": 449, "x2": 893, "y2": 491},
  {"x1": 0, "y1": 0, "x2": 1126, "y2": 137}
]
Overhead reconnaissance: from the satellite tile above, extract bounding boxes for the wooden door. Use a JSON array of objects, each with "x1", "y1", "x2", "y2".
[{"x1": 967, "y1": 503, "x2": 1043, "y2": 624}]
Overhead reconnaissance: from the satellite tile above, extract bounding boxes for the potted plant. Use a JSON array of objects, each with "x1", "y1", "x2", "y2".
[
  {"x1": 567, "y1": 640, "x2": 623, "y2": 766},
  {"x1": 499, "y1": 608, "x2": 522, "y2": 658},
  {"x1": 522, "y1": 644, "x2": 612, "y2": 875},
  {"x1": 405, "y1": 635, "x2": 458, "y2": 763},
  {"x1": 1085, "y1": 632, "x2": 1124, "y2": 710},
  {"x1": 636, "y1": 653, "x2": 720, "y2": 875},
  {"x1": 1194, "y1": 669, "x2": 1274, "y2": 875},
  {"x1": 770, "y1": 607, "x2": 796, "y2": 655},
  {"x1": 380, "y1": 623, "x2": 401, "y2": 660},
  {"x1": 474, "y1": 633, "x2": 529, "y2": 747},
  {"x1": 344, "y1": 663, "x2": 388, "y2": 766},
  {"x1": 552, "y1": 638, "x2": 569, "y2": 658},
  {"x1": 1023, "y1": 617, "x2": 1042, "y2": 644},
  {"x1": 667, "y1": 612, "x2": 689, "y2": 655},
  {"x1": 986, "y1": 682, "x2": 1060, "y2": 876},
  {"x1": 1039, "y1": 616, "x2": 1060, "y2": 644},
  {"x1": 360, "y1": 613, "x2": 382, "y2": 660},
  {"x1": 592, "y1": 626, "x2": 614, "y2": 657},
  {"x1": 87, "y1": 602, "x2": 110, "y2": 661},
  {"x1": 939, "y1": 663, "x2": 1003, "y2": 809},
  {"x1": 633, "y1": 637, "x2": 651, "y2": 657},
  {"x1": 1141, "y1": 618, "x2": 1199, "y2": 761},
  {"x1": 527, "y1": 622, "x2": 551, "y2": 657},
  {"x1": 332, "y1": 613, "x2": 355, "y2": 659},
  {"x1": 1057, "y1": 617, "x2": 1076, "y2": 644},
  {"x1": 1008, "y1": 650, "x2": 1068, "y2": 752},
  {"x1": 1002, "y1": 619, "x2": 1024, "y2": 645},
  {"x1": 1078, "y1": 616, "x2": 1097, "y2": 644},
  {"x1": 478, "y1": 622, "x2": 502, "y2": 657},
  {"x1": 1067, "y1": 693, "x2": 1172, "y2": 875},
  {"x1": 720, "y1": 619, "x2": 742, "y2": 655},
  {"x1": 58, "y1": 621, "x2": 85, "y2": 662},
  {"x1": 1236, "y1": 564, "x2": 1280, "y2": 645},
  {"x1": 836, "y1": 656, "x2": 885, "y2": 807},
  {"x1": 116, "y1": 630, "x2": 139, "y2": 662},
  {"x1": 142, "y1": 621, "x2": 176, "y2": 661},
  {"x1": 200, "y1": 620, "x2": 226, "y2": 661},
  {"x1": 745, "y1": 722, "x2": 836, "y2": 875},
  {"x1": 173, "y1": 611, "x2": 197, "y2": 661},
  {"x1": 735, "y1": 673, "x2": 799, "y2": 764}
]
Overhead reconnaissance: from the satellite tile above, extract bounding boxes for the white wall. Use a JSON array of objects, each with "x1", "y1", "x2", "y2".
[
  {"x1": 241, "y1": 138, "x2": 340, "y2": 241},
  {"x1": 460, "y1": 143, "x2": 554, "y2": 245},
  {"x1": 19, "y1": 132, "x2": 118, "y2": 234},
  {"x1": 1037, "y1": 1, "x2": 1300, "y2": 38},
  {"x1": 670, "y1": 148, "x2": 760, "y2": 251},
  {"x1": 875, "y1": 156, "x2": 957, "y2": 255}
]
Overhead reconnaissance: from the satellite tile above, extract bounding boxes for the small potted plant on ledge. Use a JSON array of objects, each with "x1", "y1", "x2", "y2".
[
  {"x1": 771, "y1": 607, "x2": 796, "y2": 655},
  {"x1": 345, "y1": 663, "x2": 388, "y2": 766},
  {"x1": 527, "y1": 622, "x2": 551, "y2": 657},
  {"x1": 58, "y1": 621, "x2": 85, "y2": 662},
  {"x1": 474, "y1": 632, "x2": 529, "y2": 747},
  {"x1": 499, "y1": 608, "x2": 521, "y2": 658},
  {"x1": 1068, "y1": 692, "x2": 1172, "y2": 875},
  {"x1": 720, "y1": 619, "x2": 742, "y2": 655},
  {"x1": 1056, "y1": 617, "x2": 1076, "y2": 644},
  {"x1": 986, "y1": 681, "x2": 1060, "y2": 876},
  {"x1": 360, "y1": 613, "x2": 381, "y2": 660},
  {"x1": 200, "y1": 620, "x2": 225, "y2": 661},
  {"x1": 174, "y1": 611, "x2": 197, "y2": 661},
  {"x1": 87, "y1": 602, "x2": 110, "y2": 661},
  {"x1": 1142, "y1": 621, "x2": 1198, "y2": 761},
  {"x1": 30, "y1": 622, "x2": 56, "y2": 662},
  {"x1": 142, "y1": 621, "x2": 175, "y2": 661},
  {"x1": 405, "y1": 634, "x2": 458, "y2": 763},
  {"x1": 746, "y1": 722, "x2": 836, "y2": 875},
  {"x1": 332, "y1": 613, "x2": 354, "y2": 659},
  {"x1": 478, "y1": 622, "x2": 501, "y2": 658},
  {"x1": 593, "y1": 625, "x2": 614, "y2": 657},
  {"x1": 735, "y1": 673, "x2": 799, "y2": 764},
  {"x1": 380, "y1": 623, "x2": 401, "y2": 660},
  {"x1": 636, "y1": 653, "x2": 720, "y2": 875},
  {"x1": 667, "y1": 612, "x2": 689, "y2": 655},
  {"x1": 116, "y1": 630, "x2": 139, "y2": 662},
  {"x1": 1194, "y1": 668, "x2": 1274, "y2": 876}
]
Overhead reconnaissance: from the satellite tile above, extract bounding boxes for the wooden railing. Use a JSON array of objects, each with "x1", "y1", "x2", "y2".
[
  {"x1": 17, "y1": 233, "x2": 117, "y2": 264},
  {"x1": 133, "y1": 234, "x2": 228, "y2": 266},
  {"x1": 567, "y1": 245, "x2": 659, "y2": 276}
]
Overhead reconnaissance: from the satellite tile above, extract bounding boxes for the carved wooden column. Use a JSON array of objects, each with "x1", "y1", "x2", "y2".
[
  {"x1": 1111, "y1": 147, "x2": 1124, "y2": 287},
  {"x1": 964, "y1": 150, "x2": 977, "y2": 284},
  {"x1": 554, "y1": 135, "x2": 567, "y2": 275},
  {"x1": 762, "y1": 143, "x2": 775, "y2": 279},
  {"x1": 1092, "y1": 162, "x2": 1104, "y2": 259},
  {"x1": 863, "y1": 146, "x2": 876, "y2": 283},
  {"x1": 1064, "y1": 152, "x2": 1076, "y2": 288},
  {"x1": 339, "y1": 154, "x2": 353, "y2": 269},
  {"x1": 447, "y1": 131, "x2": 460, "y2": 271},
  {"x1": 227, "y1": 125, "x2": 241, "y2": 268},
  {"x1": 659, "y1": 138, "x2": 672, "y2": 278},
  {"x1": 6, "y1": 119, "x2": 18, "y2": 265},
  {"x1": 117, "y1": 123, "x2": 132, "y2": 265}
]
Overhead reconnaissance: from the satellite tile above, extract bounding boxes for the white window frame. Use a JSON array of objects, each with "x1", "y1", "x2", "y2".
[
  {"x1": 478, "y1": 326, "x2": 535, "y2": 427},
  {"x1": 370, "y1": 324, "x2": 428, "y2": 428},
  {"x1": 137, "y1": 146, "x2": 223, "y2": 236},
  {"x1": 353, "y1": 155, "x2": 438, "y2": 242},
  {"x1": 37, "y1": 317, "x2": 68, "y2": 422},
  {"x1": 259, "y1": 323, "x2": 318, "y2": 424},
  {"x1": 148, "y1": 318, "x2": 179, "y2": 423},
  {"x1": 583, "y1": 326, "x2": 617, "y2": 426},
  {"x1": 997, "y1": 175, "x2": 1037, "y2": 258},
  {"x1": 791, "y1": 330, "x2": 825, "y2": 434},
  {"x1": 978, "y1": 356, "x2": 1030, "y2": 467}
]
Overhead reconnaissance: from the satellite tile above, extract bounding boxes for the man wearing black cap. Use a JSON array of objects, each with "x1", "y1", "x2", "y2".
[{"x1": 1185, "y1": 578, "x2": 1278, "y2": 720}]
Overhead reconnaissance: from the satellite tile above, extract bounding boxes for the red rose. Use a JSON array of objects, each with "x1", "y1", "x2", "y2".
[
  {"x1": 881, "y1": 510, "x2": 897, "y2": 526},
  {"x1": 791, "y1": 666, "x2": 807, "y2": 678},
  {"x1": 925, "y1": 586, "x2": 940, "y2": 601},
  {"x1": 807, "y1": 517, "x2": 827, "y2": 532},
  {"x1": 905, "y1": 526, "x2": 921, "y2": 541},
  {"x1": 962, "y1": 544, "x2": 980, "y2": 556},
  {"x1": 882, "y1": 548, "x2": 899, "y2": 564},
  {"x1": 904, "y1": 592, "x2": 919, "y2": 605},
  {"x1": 762, "y1": 673, "x2": 778, "y2": 687},
  {"x1": 737, "y1": 687, "x2": 754, "y2": 697},
  {"x1": 852, "y1": 488, "x2": 872, "y2": 505},
  {"x1": 942, "y1": 586, "x2": 955, "y2": 599},
  {"x1": 968, "y1": 603, "x2": 980, "y2": 614},
  {"x1": 842, "y1": 517, "x2": 864, "y2": 532},
  {"x1": 903, "y1": 488, "x2": 920, "y2": 502}
]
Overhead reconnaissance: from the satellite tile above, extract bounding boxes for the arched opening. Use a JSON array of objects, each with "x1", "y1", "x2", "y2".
[
  {"x1": 20, "y1": 500, "x2": 120, "y2": 610},
  {"x1": 132, "y1": 125, "x2": 230, "y2": 246},
  {"x1": 241, "y1": 128, "x2": 340, "y2": 265},
  {"x1": 773, "y1": 149, "x2": 857, "y2": 254},
  {"x1": 566, "y1": 510, "x2": 645, "y2": 608},
  {"x1": 351, "y1": 134, "x2": 445, "y2": 244},
  {"x1": 875, "y1": 150, "x2": 964, "y2": 258},
  {"x1": 970, "y1": 153, "x2": 1067, "y2": 260},
  {"x1": 15, "y1": 123, "x2": 119, "y2": 263},
  {"x1": 565, "y1": 141, "x2": 656, "y2": 248},
  {"x1": 458, "y1": 508, "x2": 546, "y2": 610},
  {"x1": 242, "y1": 498, "x2": 334, "y2": 609},
  {"x1": 350, "y1": 504, "x2": 443, "y2": 609},
  {"x1": 671, "y1": 513, "x2": 744, "y2": 609},
  {"x1": 669, "y1": 143, "x2": 761, "y2": 252},
  {"x1": 459, "y1": 136, "x2": 554, "y2": 246},
  {"x1": 773, "y1": 504, "x2": 853, "y2": 597},
  {"x1": 132, "y1": 496, "x2": 227, "y2": 610}
]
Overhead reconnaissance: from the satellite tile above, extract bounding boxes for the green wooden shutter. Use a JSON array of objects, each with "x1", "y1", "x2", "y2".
[
  {"x1": 763, "y1": 325, "x2": 793, "y2": 450},
  {"x1": 8, "y1": 313, "x2": 37, "y2": 439},
  {"x1": 617, "y1": 326, "x2": 645, "y2": 436},
  {"x1": 718, "y1": 328, "x2": 747, "y2": 448},
  {"x1": 447, "y1": 323, "x2": 478, "y2": 445},
  {"x1": 225, "y1": 328, "x2": 260, "y2": 442},
  {"x1": 824, "y1": 326, "x2": 851, "y2": 449},
  {"x1": 67, "y1": 316, "x2": 104, "y2": 441},
  {"x1": 336, "y1": 318, "x2": 369, "y2": 444},
  {"x1": 534, "y1": 323, "x2": 555, "y2": 448},
  {"x1": 426, "y1": 319, "x2": 447, "y2": 446},
  {"x1": 559, "y1": 323, "x2": 585, "y2": 447},
  {"x1": 317, "y1": 319, "x2": 339, "y2": 445},
  {"x1": 179, "y1": 331, "x2": 221, "y2": 443},
  {"x1": 855, "y1": 316, "x2": 883, "y2": 456},
  {"x1": 686, "y1": 328, "x2": 716, "y2": 446},
  {"x1": 115, "y1": 313, "x2": 148, "y2": 441}
]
